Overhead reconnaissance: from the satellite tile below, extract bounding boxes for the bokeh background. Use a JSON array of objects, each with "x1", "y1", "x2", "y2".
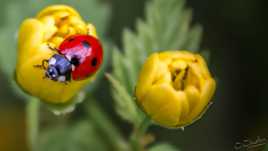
[{"x1": 0, "y1": 0, "x2": 267, "y2": 151}]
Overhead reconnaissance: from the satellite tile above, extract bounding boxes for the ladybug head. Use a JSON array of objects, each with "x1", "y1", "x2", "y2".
[
  {"x1": 44, "y1": 54, "x2": 72, "y2": 82},
  {"x1": 45, "y1": 66, "x2": 59, "y2": 80}
]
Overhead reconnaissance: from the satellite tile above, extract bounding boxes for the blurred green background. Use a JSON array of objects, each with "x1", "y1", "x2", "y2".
[{"x1": 0, "y1": 0, "x2": 267, "y2": 151}]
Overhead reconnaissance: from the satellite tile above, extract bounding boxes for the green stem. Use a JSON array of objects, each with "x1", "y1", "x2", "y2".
[
  {"x1": 130, "y1": 116, "x2": 151, "y2": 151},
  {"x1": 86, "y1": 100, "x2": 129, "y2": 151},
  {"x1": 26, "y1": 97, "x2": 40, "y2": 151}
]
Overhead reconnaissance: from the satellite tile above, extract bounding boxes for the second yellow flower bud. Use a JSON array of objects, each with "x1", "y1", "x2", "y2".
[{"x1": 135, "y1": 51, "x2": 216, "y2": 128}]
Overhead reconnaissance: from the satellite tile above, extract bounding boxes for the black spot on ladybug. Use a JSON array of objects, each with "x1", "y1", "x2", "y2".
[
  {"x1": 91, "y1": 57, "x2": 97, "y2": 66},
  {"x1": 81, "y1": 40, "x2": 90, "y2": 48},
  {"x1": 70, "y1": 57, "x2": 80, "y2": 66},
  {"x1": 68, "y1": 38, "x2": 75, "y2": 42}
]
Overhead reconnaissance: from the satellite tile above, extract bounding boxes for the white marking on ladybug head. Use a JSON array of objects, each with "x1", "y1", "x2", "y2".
[
  {"x1": 58, "y1": 76, "x2": 66, "y2": 82},
  {"x1": 49, "y1": 57, "x2": 56, "y2": 65},
  {"x1": 48, "y1": 68, "x2": 56, "y2": 78}
]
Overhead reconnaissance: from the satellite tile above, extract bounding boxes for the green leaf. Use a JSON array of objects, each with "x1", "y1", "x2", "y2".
[
  {"x1": 148, "y1": 143, "x2": 179, "y2": 151},
  {"x1": 263, "y1": 144, "x2": 268, "y2": 151},
  {"x1": 200, "y1": 49, "x2": 211, "y2": 63},
  {"x1": 109, "y1": 0, "x2": 206, "y2": 125},
  {"x1": 106, "y1": 73, "x2": 141, "y2": 125},
  {"x1": 182, "y1": 25, "x2": 203, "y2": 51},
  {"x1": 38, "y1": 121, "x2": 109, "y2": 151},
  {"x1": 85, "y1": 99, "x2": 129, "y2": 151}
]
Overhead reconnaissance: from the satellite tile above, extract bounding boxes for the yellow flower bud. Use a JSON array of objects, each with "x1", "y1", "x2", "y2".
[
  {"x1": 16, "y1": 5, "x2": 99, "y2": 104},
  {"x1": 135, "y1": 51, "x2": 216, "y2": 128}
]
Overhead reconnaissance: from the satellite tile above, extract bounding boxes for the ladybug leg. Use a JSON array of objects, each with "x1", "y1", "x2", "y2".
[
  {"x1": 42, "y1": 59, "x2": 49, "y2": 67},
  {"x1": 61, "y1": 72, "x2": 71, "y2": 85},
  {"x1": 42, "y1": 75, "x2": 47, "y2": 79},
  {"x1": 65, "y1": 72, "x2": 71, "y2": 82},
  {"x1": 47, "y1": 44, "x2": 60, "y2": 52}
]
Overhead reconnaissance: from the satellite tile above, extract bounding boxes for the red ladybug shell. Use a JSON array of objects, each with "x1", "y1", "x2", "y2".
[{"x1": 58, "y1": 35, "x2": 103, "y2": 80}]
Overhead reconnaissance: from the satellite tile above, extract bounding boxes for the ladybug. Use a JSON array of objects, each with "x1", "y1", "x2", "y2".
[
  {"x1": 58, "y1": 35, "x2": 103, "y2": 80},
  {"x1": 35, "y1": 34, "x2": 103, "y2": 83}
]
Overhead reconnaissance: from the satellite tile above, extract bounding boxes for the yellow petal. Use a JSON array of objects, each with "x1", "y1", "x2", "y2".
[
  {"x1": 37, "y1": 5, "x2": 80, "y2": 19},
  {"x1": 158, "y1": 50, "x2": 196, "y2": 62},
  {"x1": 50, "y1": 36, "x2": 64, "y2": 48},
  {"x1": 17, "y1": 19, "x2": 44, "y2": 66},
  {"x1": 39, "y1": 16, "x2": 57, "y2": 41},
  {"x1": 195, "y1": 54, "x2": 211, "y2": 78},
  {"x1": 87, "y1": 23, "x2": 98, "y2": 38},
  {"x1": 141, "y1": 84, "x2": 182, "y2": 127},
  {"x1": 135, "y1": 53, "x2": 159, "y2": 102},
  {"x1": 188, "y1": 78, "x2": 216, "y2": 120}
]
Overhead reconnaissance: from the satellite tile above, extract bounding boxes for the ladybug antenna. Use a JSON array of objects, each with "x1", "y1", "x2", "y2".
[{"x1": 33, "y1": 59, "x2": 49, "y2": 70}]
